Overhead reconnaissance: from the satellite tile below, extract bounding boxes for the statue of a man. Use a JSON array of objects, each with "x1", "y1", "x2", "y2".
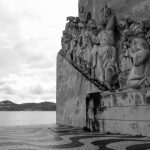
[
  {"x1": 127, "y1": 23, "x2": 150, "y2": 89},
  {"x1": 89, "y1": 5, "x2": 119, "y2": 90}
]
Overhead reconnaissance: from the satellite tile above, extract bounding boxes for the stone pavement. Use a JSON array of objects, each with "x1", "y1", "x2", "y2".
[{"x1": 0, "y1": 124, "x2": 150, "y2": 150}]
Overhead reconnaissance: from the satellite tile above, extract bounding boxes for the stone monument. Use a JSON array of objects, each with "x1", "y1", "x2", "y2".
[{"x1": 57, "y1": 0, "x2": 150, "y2": 136}]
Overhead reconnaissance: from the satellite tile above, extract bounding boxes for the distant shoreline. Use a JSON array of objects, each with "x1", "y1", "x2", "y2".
[{"x1": 0, "y1": 100, "x2": 56, "y2": 111}]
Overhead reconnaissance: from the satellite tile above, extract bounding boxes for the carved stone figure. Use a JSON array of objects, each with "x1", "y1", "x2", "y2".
[
  {"x1": 79, "y1": 6, "x2": 85, "y2": 23},
  {"x1": 70, "y1": 20, "x2": 79, "y2": 51},
  {"x1": 89, "y1": 5, "x2": 119, "y2": 90},
  {"x1": 60, "y1": 4, "x2": 150, "y2": 91},
  {"x1": 61, "y1": 16, "x2": 76, "y2": 54},
  {"x1": 61, "y1": 31, "x2": 70, "y2": 53},
  {"x1": 65, "y1": 17, "x2": 79, "y2": 62},
  {"x1": 118, "y1": 20, "x2": 133, "y2": 88},
  {"x1": 75, "y1": 22, "x2": 85, "y2": 64},
  {"x1": 77, "y1": 27, "x2": 88, "y2": 61},
  {"x1": 87, "y1": 21, "x2": 100, "y2": 77},
  {"x1": 75, "y1": 19, "x2": 97, "y2": 70},
  {"x1": 127, "y1": 23, "x2": 150, "y2": 89},
  {"x1": 79, "y1": 6, "x2": 92, "y2": 24},
  {"x1": 85, "y1": 20, "x2": 98, "y2": 61}
]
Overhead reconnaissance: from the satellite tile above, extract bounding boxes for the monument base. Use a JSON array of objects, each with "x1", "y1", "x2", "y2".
[{"x1": 87, "y1": 89, "x2": 150, "y2": 136}]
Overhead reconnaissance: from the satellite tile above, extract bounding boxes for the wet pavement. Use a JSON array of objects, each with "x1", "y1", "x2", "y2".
[{"x1": 0, "y1": 124, "x2": 150, "y2": 150}]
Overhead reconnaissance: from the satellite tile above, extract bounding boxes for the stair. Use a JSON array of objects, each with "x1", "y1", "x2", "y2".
[{"x1": 59, "y1": 49, "x2": 108, "y2": 91}]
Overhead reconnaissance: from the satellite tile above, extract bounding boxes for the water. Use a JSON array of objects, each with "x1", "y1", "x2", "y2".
[{"x1": 0, "y1": 111, "x2": 56, "y2": 126}]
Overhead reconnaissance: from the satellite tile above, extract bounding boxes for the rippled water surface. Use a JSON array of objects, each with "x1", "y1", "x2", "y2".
[{"x1": 0, "y1": 111, "x2": 56, "y2": 126}]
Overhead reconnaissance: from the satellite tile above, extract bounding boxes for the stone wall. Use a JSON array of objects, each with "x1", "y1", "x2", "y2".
[
  {"x1": 100, "y1": 90, "x2": 150, "y2": 136},
  {"x1": 87, "y1": 89, "x2": 150, "y2": 136},
  {"x1": 56, "y1": 54, "x2": 99, "y2": 127}
]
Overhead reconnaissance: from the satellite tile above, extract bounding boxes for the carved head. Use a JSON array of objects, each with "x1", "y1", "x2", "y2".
[
  {"x1": 74, "y1": 17, "x2": 80, "y2": 23},
  {"x1": 87, "y1": 19, "x2": 97, "y2": 31},
  {"x1": 106, "y1": 8, "x2": 112, "y2": 17},
  {"x1": 140, "y1": 18, "x2": 150, "y2": 29},
  {"x1": 139, "y1": 21, "x2": 145, "y2": 31},
  {"x1": 125, "y1": 15, "x2": 133, "y2": 25},
  {"x1": 78, "y1": 22, "x2": 85, "y2": 29},
  {"x1": 100, "y1": 4, "x2": 113, "y2": 27},
  {"x1": 66, "y1": 16, "x2": 75, "y2": 22},
  {"x1": 79, "y1": 6, "x2": 84, "y2": 14},
  {"x1": 130, "y1": 23, "x2": 144, "y2": 36},
  {"x1": 103, "y1": 4, "x2": 112, "y2": 18},
  {"x1": 118, "y1": 20, "x2": 128, "y2": 30},
  {"x1": 119, "y1": 16, "x2": 133, "y2": 30}
]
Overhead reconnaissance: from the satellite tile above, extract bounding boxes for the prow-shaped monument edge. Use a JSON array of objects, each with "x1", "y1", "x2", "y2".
[
  {"x1": 57, "y1": 0, "x2": 150, "y2": 136},
  {"x1": 59, "y1": 49, "x2": 108, "y2": 91}
]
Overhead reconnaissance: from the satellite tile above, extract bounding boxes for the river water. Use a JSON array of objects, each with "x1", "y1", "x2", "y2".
[{"x1": 0, "y1": 111, "x2": 56, "y2": 126}]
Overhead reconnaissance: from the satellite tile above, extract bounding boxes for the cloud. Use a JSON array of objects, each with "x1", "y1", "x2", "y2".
[
  {"x1": 30, "y1": 84, "x2": 43, "y2": 95},
  {"x1": 0, "y1": 0, "x2": 78, "y2": 103},
  {"x1": 0, "y1": 85, "x2": 16, "y2": 95}
]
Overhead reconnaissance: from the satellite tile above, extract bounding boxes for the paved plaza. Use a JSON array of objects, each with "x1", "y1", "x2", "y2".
[{"x1": 0, "y1": 125, "x2": 150, "y2": 150}]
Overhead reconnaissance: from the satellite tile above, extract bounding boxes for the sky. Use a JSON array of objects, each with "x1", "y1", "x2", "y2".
[{"x1": 0, "y1": 0, "x2": 78, "y2": 104}]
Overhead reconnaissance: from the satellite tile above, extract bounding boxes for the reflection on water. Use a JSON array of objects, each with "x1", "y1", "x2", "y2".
[{"x1": 0, "y1": 111, "x2": 56, "y2": 126}]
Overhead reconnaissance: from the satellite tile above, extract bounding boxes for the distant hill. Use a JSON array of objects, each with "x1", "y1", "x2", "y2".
[{"x1": 0, "y1": 100, "x2": 56, "y2": 111}]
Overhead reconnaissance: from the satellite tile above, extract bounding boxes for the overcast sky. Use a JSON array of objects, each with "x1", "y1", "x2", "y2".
[{"x1": 0, "y1": 0, "x2": 78, "y2": 103}]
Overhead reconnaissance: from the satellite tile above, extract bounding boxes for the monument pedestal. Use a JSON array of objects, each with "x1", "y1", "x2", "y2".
[{"x1": 87, "y1": 89, "x2": 150, "y2": 136}]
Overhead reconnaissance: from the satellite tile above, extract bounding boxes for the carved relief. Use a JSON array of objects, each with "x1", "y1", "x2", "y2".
[
  {"x1": 88, "y1": 5, "x2": 119, "y2": 90},
  {"x1": 118, "y1": 17, "x2": 134, "y2": 88},
  {"x1": 60, "y1": 4, "x2": 150, "y2": 91},
  {"x1": 127, "y1": 23, "x2": 150, "y2": 89}
]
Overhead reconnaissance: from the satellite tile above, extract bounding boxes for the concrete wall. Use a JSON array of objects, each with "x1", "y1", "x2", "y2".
[
  {"x1": 96, "y1": 89, "x2": 150, "y2": 136},
  {"x1": 56, "y1": 54, "x2": 99, "y2": 127}
]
